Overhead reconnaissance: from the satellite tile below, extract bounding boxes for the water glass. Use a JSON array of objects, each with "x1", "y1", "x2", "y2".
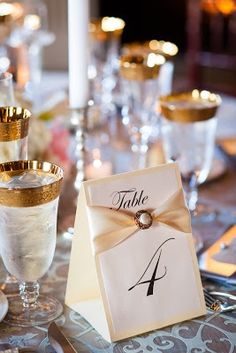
[
  {"x1": 0, "y1": 160, "x2": 63, "y2": 326},
  {"x1": 160, "y1": 90, "x2": 221, "y2": 219}
]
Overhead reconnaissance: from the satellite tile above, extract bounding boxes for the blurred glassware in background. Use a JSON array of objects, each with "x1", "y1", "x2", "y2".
[
  {"x1": 6, "y1": 0, "x2": 55, "y2": 112},
  {"x1": 89, "y1": 16, "x2": 125, "y2": 115},
  {"x1": 122, "y1": 40, "x2": 178, "y2": 143},
  {"x1": 0, "y1": 1, "x2": 24, "y2": 76},
  {"x1": 160, "y1": 90, "x2": 221, "y2": 224},
  {"x1": 122, "y1": 39, "x2": 178, "y2": 97},
  {"x1": 119, "y1": 53, "x2": 165, "y2": 170},
  {"x1": 85, "y1": 102, "x2": 113, "y2": 179},
  {"x1": 0, "y1": 1, "x2": 24, "y2": 41},
  {"x1": 0, "y1": 71, "x2": 14, "y2": 105}
]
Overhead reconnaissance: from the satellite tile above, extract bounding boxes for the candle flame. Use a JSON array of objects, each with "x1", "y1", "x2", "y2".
[
  {"x1": 215, "y1": 0, "x2": 236, "y2": 15},
  {"x1": 101, "y1": 17, "x2": 125, "y2": 32},
  {"x1": 201, "y1": 0, "x2": 236, "y2": 15}
]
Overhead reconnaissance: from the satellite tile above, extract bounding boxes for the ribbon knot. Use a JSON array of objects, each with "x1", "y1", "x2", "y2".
[{"x1": 87, "y1": 189, "x2": 191, "y2": 254}]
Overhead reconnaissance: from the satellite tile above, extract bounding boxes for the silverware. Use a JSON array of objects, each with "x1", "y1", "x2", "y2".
[
  {"x1": 210, "y1": 291, "x2": 236, "y2": 301},
  {"x1": 200, "y1": 270, "x2": 236, "y2": 285},
  {"x1": 48, "y1": 322, "x2": 77, "y2": 353},
  {"x1": 203, "y1": 288, "x2": 236, "y2": 312}
]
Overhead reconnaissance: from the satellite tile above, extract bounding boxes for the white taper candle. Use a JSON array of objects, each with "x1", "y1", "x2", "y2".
[{"x1": 68, "y1": 0, "x2": 89, "y2": 109}]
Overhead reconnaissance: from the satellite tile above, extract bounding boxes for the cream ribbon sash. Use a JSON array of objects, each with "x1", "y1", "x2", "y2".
[{"x1": 87, "y1": 189, "x2": 191, "y2": 255}]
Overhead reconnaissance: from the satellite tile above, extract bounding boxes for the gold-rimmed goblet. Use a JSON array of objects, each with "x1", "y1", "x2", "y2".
[
  {"x1": 0, "y1": 160, "x2": 63, "y2": 326},
  {"x1": 160, "y1": 90, "x2": 221, "y2": 221},
  {"x1": 119, "y1": 53, "x2": 165, "y2": 170},
  {"x1": 160, "y1": 90, "x2": 221, "y2": 251},
  {"x1": 0, "y1": 106, "x2": 31, "y2": 292}
]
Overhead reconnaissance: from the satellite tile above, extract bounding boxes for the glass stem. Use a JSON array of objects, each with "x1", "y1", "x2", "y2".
[
  {"x1": 184, "y1": 182, "x2": 198, "y2": 213},
  {"x1": 19, "y1": 281, "x2": 40, "y2": 309},
  {"x1": 130, "y1": 134, "x2": 149, "y2": 169}
]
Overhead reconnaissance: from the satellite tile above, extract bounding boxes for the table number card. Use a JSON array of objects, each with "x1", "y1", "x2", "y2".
[{"x1": 65, "y1": 163, "x2": 206, "y2": 342}]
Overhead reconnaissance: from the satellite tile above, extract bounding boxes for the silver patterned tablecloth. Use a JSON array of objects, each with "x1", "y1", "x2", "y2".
[{"x1": 0, "y1": 236, "x2": 236, "y2": 353}]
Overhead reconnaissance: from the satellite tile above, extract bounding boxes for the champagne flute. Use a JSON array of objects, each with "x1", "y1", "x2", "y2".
[
  {"x1": 0, "y1": 160, "x2": 63, "y2": 326},
  {"x1": 160, "y1": 90, "x2": 221, "y2": 218}
]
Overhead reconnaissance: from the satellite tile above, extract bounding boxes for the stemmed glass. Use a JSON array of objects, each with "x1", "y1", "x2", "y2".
[
  {"x1": 7, "y1": 0, "x2": 55, "y2": 112},
  {"x1": 119, "y1": 53, "x2": 165, "y2": 169},
  {"x1": 0, "y1": 160, "x2": 63, "y2": 326},
  {"x1": 160, "y1": 90, "x2": 221, "y2": 221},
  {"x1": 89, "y1": 16, "x2": 125, "y2": 113}
]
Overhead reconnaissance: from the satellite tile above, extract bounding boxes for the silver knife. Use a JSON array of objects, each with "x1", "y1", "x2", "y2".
[{"x1": 48, "y1": 322, "x2": 77, "y2": 353}]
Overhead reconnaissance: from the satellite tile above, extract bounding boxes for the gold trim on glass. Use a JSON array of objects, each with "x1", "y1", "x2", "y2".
[
  {"x1": 0, "y1": 107, "x2": 31, "y2": 142},
  {"x1": 90, "y1": 16, "x2": 125, "y2": 41},
  {"x1": 160, "y1": 90, "x2": 221, "y2": 123},
  {"x1": 0, "y1": 160, "x2": 63, "y2": 207},
  {"x1": 122, "y1": 40, "x2": 178, "y2": 60},
  {"x1": 119, "y1": 53, "x2": 165, "y2": 80}
]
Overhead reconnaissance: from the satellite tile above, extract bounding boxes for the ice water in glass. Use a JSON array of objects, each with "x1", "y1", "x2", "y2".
[{"x1": 0, "y1": 161, "x2": 63, "y2": 326}]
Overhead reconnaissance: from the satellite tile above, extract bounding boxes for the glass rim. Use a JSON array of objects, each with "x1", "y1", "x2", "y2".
[
  {"x1": 0, "y1": 106, "x2": 31, "y2": 141},
  {"x1": 160, "y1": 90, "x2": 221, "y2": 123},
  {"x1": 119, "y1": 53, "x2": 165, "y2": 81},
  {"x1": 123, "y1": 40, "x2": 179, "y2": 60},
  {"x1": 0, "y1": 160, "x2": 64, "y2": 207}
]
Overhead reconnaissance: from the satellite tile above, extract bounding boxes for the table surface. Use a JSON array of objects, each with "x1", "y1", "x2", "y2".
[{"x1": 0, "y1": 77, "x2": 236, "y2": 352}]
